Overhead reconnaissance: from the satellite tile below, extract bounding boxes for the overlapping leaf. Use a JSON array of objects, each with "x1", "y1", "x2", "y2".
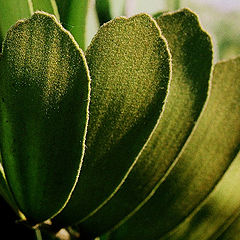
[
  {"x1": 56, "y1": 0, "x2": 89, "y2": 49},
  {"x1": 75, "y1": 8, "x2": 213, "y2": 237},
  {"x1": 0, "y1": 159, "x2": 18, "y2": 213},
  {"x1": 96, "y1": 0, "x2": 126, "y2": 19},
  {"x1": 53, "y1": 13, "x2": 171, "y2": 227},
  {"x1": 32, "y1": 0, "x2": 59, "y2": 18},
  {"x1": 217, "y1": 209, "x2": 240, "y2": 240},
  {"x1": 109, "y1": 57, "x2": 240, "y2": 239},
  {"x1": 0, "y1": 4, "x2": 61, "y2": 213},
  {"x1": 96, "y1": 0, "x2": 112, "y2": 25},
  {"x1": 0, "y1": 0, "x2": 59, "y2": 41},
  {"x1": 160, "y1": 150, "x2": 240, "y2": 240},
  {"x1": 0, "y1": 12, "x2": 90, "y2": 223},
  {"x1": 0, "y1": 2, "x2": 238, "y2": 239}
]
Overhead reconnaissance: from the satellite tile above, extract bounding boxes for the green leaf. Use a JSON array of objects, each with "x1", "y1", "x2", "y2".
[
  {"x1": 0, "y1": 0, "x2": 59, "y2": 42},
  {"x1": 0, "y1": 12, "x2": 90, "y2": 223},
  {"x1": 0, "y1": 161, "x2": 18, "y2": 213},
  {"x1": 95, "y1": 0, "x2": 127, "y2": 25},
  {"x1": 31, "y1": 0, "x2": 59, "y2": 19},
  {"x1": 96, "y1": 0, "x2": 112, "y2": 25},
  {"x1": 74, "y1": 8, "x2": 213, "y2": 238},
  {"x1": 217, "y1": 210, "x2": 240, "y2": 240},
  {"x1": 56, "y1": 0, "x2": 89, "y2": 50},
  {"x1": 53, "y1": 13, "x2": 171, "y2": 227},
  {"x1": 108, "y1": 57, "x2": 240, "y2": 239},
  {"x1": 0, "y1": 33, "x2": 3, "y2": 52},
  {"x1": 160, "y1": 150, "x2": 240, "y2": 240}
]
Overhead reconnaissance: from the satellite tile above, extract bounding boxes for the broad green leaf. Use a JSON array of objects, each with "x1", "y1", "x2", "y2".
[
  {"x1": 0, "y1": 55, "x2": 18, "y2": 213},
  {"x1": 53, "y1": 13, "x2": 171, "y2": 226},
  {"x1": 109, "y1": 57, "x2": 240, "y2": 239},
  {"x1": 0, "y1": 34, "x2": 3, "y2": 52},
  {"x1": 0, "y1": 0, "x2": 30, "y2": 40},
  {"x1": 217, "y1": 210, "x2": 240, "y2": 240},
  {"x1": 0, "y1": 0, "x2": 59, "y2": 42},
  {"x1": 96, "y1": 0, "x2": 112, "y2": 25},
  {"x1": 75, "y1": 8, "x2": 213, "y2": 237},
  {"x1": 56, "y1": 0, "x2": 89, "y2": 50},
  {"x1": 160, "y1": 151, "x2": 240, "y2": 240},
  {"x1": 0, "y1": 12, "x2": 90, "y2": 223},
  {"x1": 0, "y1": 161, "x2": 18, "y2": 213}
]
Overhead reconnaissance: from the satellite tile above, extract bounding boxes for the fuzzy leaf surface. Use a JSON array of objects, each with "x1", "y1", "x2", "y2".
[
  {"x1": 76, "y1": 8, "x2": 213, "y2": 237},
  {"x1": 161, "y1": 151, "x2": 240, "y2": 240},
  {"x1": 0, "y1": 0, "x2": 59, "y2": 42},
  {"x1": 109, "y1": 57, "x2": 240, "y2": 240},
  {"x1": 53, "y1": 13, "x2": 171, "y2": 226},
  {"x1": 0, "y1": 12, "x2": 90, "y2": 223}
]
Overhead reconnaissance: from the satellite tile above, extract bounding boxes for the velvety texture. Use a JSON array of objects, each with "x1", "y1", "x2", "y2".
[{"x1": 0, "y1": 12, "x2": 90, "y2": 223}]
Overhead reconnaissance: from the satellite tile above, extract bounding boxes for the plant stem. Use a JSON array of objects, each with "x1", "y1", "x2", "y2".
[{"x1": 35, "y1": 229, "x2": 43, "y2": 240}]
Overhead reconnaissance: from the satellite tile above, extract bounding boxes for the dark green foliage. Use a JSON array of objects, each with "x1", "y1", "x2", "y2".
[
  {"x1": 96, "y1": 0, "x2": 112, "y2": 25},
  {"x1": 0, "y1": 2, "x2": 239, "y2": 240},
  {"x1": 73, "y1": 8, "x2": 212, "y2": 238},
  {"x1": 217, "y1": 210, "x2": 240, "y2": 240},
  {"x1": 54, "y1": 12, "x2": 171, "y2": 227},
  {"x1": 109, "y1": 56, "x2": 240, "y2": 240},
  {"x1": 0, "y1": 12, "x2": 90, "y2": 223}
]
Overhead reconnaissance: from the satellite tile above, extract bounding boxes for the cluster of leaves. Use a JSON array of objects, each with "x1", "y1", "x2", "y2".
[{"x1": 0, "y1": 1, "x2": 239, "y2": 240}]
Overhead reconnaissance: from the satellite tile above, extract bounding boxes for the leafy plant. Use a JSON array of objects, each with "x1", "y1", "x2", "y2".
[{"x1": 0, "y1": 1, "x2": 239, "y2": 240}]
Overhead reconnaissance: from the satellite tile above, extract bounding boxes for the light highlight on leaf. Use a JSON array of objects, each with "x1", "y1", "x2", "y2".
[
  {"x1": 109, "y1": 55, "x2": 240, "y2": 240},
  {"x1": 75, "y1": 8, "x2": 213, "y2": 238},
  {"x1": 161, "y1": 150, "x2": 240, "y2": 240},
  {"x1": 0, "y1": 12, "x2": 90, "y2": 223},
  {"x1": 53, "y1": 13, "x2": 171, "y2": 227},
  {"x1": 217, "y1": 210, "x2": 240, "y2": 240}
]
